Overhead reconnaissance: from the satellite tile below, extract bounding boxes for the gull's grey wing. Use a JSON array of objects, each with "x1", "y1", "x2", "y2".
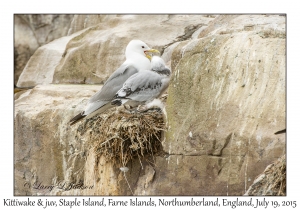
[
  {"x1": 89, "y1": 64, "x2": 139, "y2": 103},
  {"x1": 116, "y1": 70, "x2": 169, "y2": 102},
  {"x1": 84, "y1": 64, "x2": 139, "y2": 115}
]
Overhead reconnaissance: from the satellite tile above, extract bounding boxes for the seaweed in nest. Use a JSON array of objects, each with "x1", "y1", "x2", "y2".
[{"x1": 76, "y1": 109, "x2": 165, "y2": 168}]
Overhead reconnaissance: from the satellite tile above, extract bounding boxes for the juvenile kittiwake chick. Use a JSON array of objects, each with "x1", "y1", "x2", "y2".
[
  {"x1": 69, "y1": 40, "x2": 159, "y2": 125},
  {"x1": 111, "y1": 56, "x2": 171, "y2": 111}
]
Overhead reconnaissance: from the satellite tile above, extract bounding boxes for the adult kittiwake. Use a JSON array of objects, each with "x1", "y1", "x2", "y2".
[
  {"x1": 111, "y1": 56, "x2": 171, "y2": 110},
  {"x1": 69, "y1": 40, "x2": 159, "y2": 125}
]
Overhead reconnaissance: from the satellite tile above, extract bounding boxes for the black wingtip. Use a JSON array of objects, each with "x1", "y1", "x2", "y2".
[
  {"x1": 111, "y1": 99, "x2": 122, "y2": 106},
  {"x1": 69, "y1": 112, "x2": 86, "y2": 126},
  {"x1": 274, "y1": 129, "x2": 286, "y2": 135}
]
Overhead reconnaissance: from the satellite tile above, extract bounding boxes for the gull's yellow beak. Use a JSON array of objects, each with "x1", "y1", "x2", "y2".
[{"x1": 144, "y1": 49, "x2": 160, "y2": 60}]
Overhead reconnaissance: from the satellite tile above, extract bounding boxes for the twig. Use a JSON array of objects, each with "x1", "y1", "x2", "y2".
[
  {"x1": 123, "y1": 172, "x2": 134, "y2": 195},
  {"x1": 100, "y1": 136, "x2": 123, "y2": 146},
  {"x1": 137, "y1": 153, "x2": 144, "y2": 170}
]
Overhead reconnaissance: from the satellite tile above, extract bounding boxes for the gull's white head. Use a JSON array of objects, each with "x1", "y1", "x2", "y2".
[{"x1": 125, "y1": 40, "x2": 160, "y2": 60}]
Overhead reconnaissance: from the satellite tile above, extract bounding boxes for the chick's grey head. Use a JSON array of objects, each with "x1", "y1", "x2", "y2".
[
  {"x1": 151, "y1": 56, "x2": 166, "y2": 70},
  {"x1": 150, "y1": 56, "x2": 171, "y2": 76}
]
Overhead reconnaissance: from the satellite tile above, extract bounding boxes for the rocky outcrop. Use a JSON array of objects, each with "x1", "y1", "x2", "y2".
[
  {"x1": 14, "y1": 14, "x2": 286, "y2": 196},
  {"x1": 14, "y1": 15, "x2": 73, "y2": 85},
  {"x1": 159, "y1": 14, "x2": 285, "y2": 195},
  {"x1": 14, "y1": 85, "x2": 99, "y2": 195}
]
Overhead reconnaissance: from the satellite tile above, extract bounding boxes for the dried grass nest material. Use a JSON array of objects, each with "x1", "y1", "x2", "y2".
[
  {"x1": 77, "y1": 109, "x2": 165, "y2": 167},
  {"x1": 245, "y1": 155, "x2": 286, "y2": 196}
]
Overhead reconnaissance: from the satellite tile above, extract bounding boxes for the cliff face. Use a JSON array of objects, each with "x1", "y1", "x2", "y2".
[
  {"x1": 14, "y1": 14, "x2": 286, "y2": 196},
  {"x1": 157, "y1": 15, "x2": 285, "y2": 195}
]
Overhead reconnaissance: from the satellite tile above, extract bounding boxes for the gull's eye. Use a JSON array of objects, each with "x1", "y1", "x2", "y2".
[{"x1": 142, "y1": 46, "x2": 145, "y2": 48}]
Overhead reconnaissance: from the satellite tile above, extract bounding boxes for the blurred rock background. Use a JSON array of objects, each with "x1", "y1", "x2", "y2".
[{"x1": 14, "y1": 14, "x2": 74, "y2": 85}]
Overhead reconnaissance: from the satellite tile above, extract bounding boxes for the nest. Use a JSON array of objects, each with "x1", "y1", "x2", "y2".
[
  {"x1": 76, "y1": 108, "x2": 165, "y2": 167},
  {"x1": 245, "y1": 155, "x2": 286, "y2": 196}
]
